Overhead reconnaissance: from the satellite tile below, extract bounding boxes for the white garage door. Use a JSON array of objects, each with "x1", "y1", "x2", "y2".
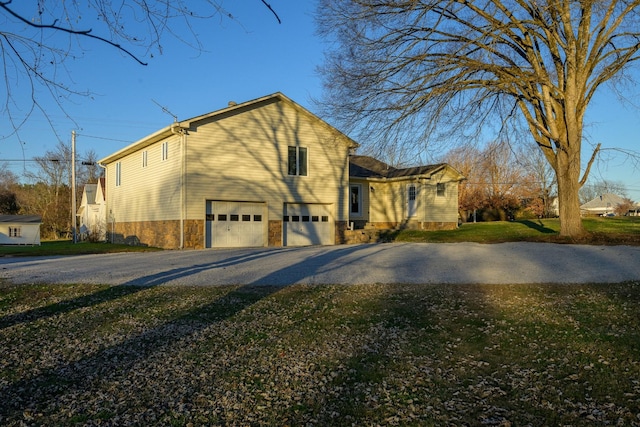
[
  {"x1": 283, "y1": 203, "x2": 332, "y2": 246},
  {"x1": 206, "y1": 201, "x2": 265, "y2": 248}
]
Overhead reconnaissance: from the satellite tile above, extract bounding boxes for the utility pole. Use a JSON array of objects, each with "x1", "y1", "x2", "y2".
[{"x1": 71, "y1": 130, "x2": 77, "y2": 244}]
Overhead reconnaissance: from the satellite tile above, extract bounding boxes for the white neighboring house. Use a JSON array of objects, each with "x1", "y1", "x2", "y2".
[
  {"x1": 0, "y1": 215, "x2": 42, "y2": 245},
  {"x1": 77, "y1": 178, "x2": 107, "y2": 241},
  {"x1": 580, "y1": 193, "x2": 627, "y2": 216}
]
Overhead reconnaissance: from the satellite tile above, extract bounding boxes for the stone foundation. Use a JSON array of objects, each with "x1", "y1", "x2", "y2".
[
  {"x1": 184, "y1": 219, "x2": 205, "y2": 249},
  {"x1": 344, "y1": 229, "x2": 380, "y2": 244},
  {"x1": 110, "y1": 220, "x2": 181, "y2": 249},
  {"x1": 366, "y1": 221, "x2": 458, "y2": 231},
  {"x1": 110, "y1": 219, "x2": 205, "y2": 249},
  {"x1": 109, "y1": 219, "x2": 458, "y2": 250}
]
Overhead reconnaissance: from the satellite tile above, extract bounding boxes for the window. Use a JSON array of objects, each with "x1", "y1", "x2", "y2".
[
  {"x1": 287, "y1": 146, "x2": 307, "y2": 176},
  {"x1": 436, "y1": 183, "x2": 446, "y2": 197},
  {"x1": 162, "y1": 141, "x2": 169, "y2": 161},
  {"x1": 115, "y1": 162, "x2": 122, "y2": 187},
  {"x1": 8, "y1": 226, "x2": 21, "y2": 238},
  {"x1": 142, "y1": 150, "x2": 148, "y2": 167},
  {"x1": 350, "y1": 184, "x2": 362, "y2": 215}
]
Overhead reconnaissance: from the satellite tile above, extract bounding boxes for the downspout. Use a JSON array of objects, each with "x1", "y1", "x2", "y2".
[{"x1": 171, "y1": 124, "x2": 187, "y2": 249}]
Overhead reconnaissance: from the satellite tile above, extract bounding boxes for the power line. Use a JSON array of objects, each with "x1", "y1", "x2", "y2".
[{"x1": 75, "y1": 133, "x2": 134, "y2": 143}]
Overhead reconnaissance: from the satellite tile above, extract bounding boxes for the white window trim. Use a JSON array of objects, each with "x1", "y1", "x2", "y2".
[
  {"x1": 287, "y1": 146, "x2": 308, "y2": 176},
  {"x1": 162, "y1": 141, "x2": 169, "y2": 161},
  {"x1": 407, "y1": 183, "x2": 418, "y2": 217},
  {"x1": 8, "y1": 226, "x2": 21, "y2": 238},
  {"x1": 115, "y1": 162, "x2": 122, "y2": 187}
]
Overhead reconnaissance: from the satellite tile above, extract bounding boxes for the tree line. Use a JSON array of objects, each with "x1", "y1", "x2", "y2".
[
  {"x1": 443, "y1": 140, "x2": 633, "y2": 222},
  {"x1": 0, "y1": 142, "x2": 101, "y2": 240}
]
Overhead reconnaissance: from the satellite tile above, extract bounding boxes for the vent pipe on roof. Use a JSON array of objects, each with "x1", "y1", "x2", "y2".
[{"x1": 228, "y1": 101, "x2": 237, "y2": 107}]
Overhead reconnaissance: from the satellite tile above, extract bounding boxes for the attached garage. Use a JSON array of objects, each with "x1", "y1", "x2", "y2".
[
  {"x1": 283, "y1": 203, "x2": 333, "y2": 246},
  {"x1": 206, "y1": 201, "x2": 266, "y2": 248}
]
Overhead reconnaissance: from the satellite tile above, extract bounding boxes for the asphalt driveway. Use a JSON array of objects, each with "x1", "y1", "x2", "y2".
[{"x1": 2, "y1": 242, "x2": 640, "y2": 286}]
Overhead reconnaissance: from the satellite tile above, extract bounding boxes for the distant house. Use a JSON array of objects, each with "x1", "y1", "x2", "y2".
[
  {"x1": 77, "y1": 178, "x2": 107, "y2": 240},
  {"x1": 580, "y1": 193, "x2": 627, "y2": 216},
  {"x1": 348, "y1": 156, "x2": 464, "y2": 230},
  {"x1": 0, "y1": 215, "x2": 42, "y2": 245},
  {"x1": 98, "y1": 92, "x2": 464, "y2": 249}
]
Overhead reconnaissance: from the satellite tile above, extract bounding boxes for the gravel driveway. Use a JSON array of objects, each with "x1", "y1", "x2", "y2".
[{"x1": 2, "y1": 242, "x2": 640, "y2": 286}]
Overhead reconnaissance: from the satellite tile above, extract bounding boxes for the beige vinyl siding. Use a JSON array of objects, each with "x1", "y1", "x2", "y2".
[
  {"x1": 423, "y1": 170, "x2": 461, "y2": 223},
  {"x1": 106, "y1": 134, "x2": 182, "y2": 223},
  {"x1": 369, "y1": 182, "x2": 405, "y2": 224},
  {"x1": 368, "y1": 177, "x2": 459, "y2": 224},
  {"x1": 184, "y1": 100, "x2": 350, "y2": 222}
]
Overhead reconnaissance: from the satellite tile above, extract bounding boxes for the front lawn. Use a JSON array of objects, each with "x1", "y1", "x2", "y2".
[
  {"x1": 387, "y1": 216, "x2": 640, "y2": 245},
  {"x1": 1, "y1": 282, "x2": 639, "y2": 426},
  {"x1": 0, "y1": 240, "x2": 162, "y2": 257}
]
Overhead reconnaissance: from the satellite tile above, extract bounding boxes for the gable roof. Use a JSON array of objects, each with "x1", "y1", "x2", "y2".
[
  {"x1": 83, "y1": 184, "x2": 98, "y2": 205},
  {"x1": 0, "y1": 215, "x2": 42, "y2": 224},
  {"x1": 349, "y1": 155, "x2": 464, "y2": 181},
  {"x1": 99, "y1": 92, "x2": 358, "y2": 164},
  {"x1": 98, "y1": 177, "x2": 106, "y2": 200},
  {"x1": 580, "y1": 193, "x2": 627, "y2": 210}
]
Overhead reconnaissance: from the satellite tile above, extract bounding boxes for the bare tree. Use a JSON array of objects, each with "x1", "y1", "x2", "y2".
[
  {"x1": 580, "y1": 179, "x2": 628, "y2": 203},
  {"x1": 445, "y1": 141, "x2": 535, "y2": 221},
  {"x1": 23, "y1": 141, "x2": 73, "y2": 238},
  {"x1": 316, "y1": 0, "x2": 640, "y2": 237},
  {"x1": 0, "y1": 162, "x2": 20, "y2": 214},
  {"x1": 0, "y1": 1, "x2": 280, "y2": 138},
  {"x1": 520, "y1": 141, "x2": 557, "y2": 217}
]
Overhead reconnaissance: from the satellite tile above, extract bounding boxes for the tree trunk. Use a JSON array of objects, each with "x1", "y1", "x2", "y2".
[{"x1": 555, "y1": 147, "x2": 584, "y2": 237}]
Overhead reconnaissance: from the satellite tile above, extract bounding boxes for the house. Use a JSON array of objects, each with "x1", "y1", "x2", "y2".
[
  {"x1": 99, "y1": 93, "x2": 358, "y2": 249},
  {"x1": 0, "y1": 215, "x2": 42, "y2": 245},
  {"x1": 580, "y1": 193, "x2": 627, "y2": 216},
  {"x1": 77, "y1": 178, "x2": 107, "y2": 241},
  {"x1": 348, "y1": 155, "x2": 464, "y2": 230},
  {"x1": 98, "y1": 93, "x2": 464, "y2": 249}
]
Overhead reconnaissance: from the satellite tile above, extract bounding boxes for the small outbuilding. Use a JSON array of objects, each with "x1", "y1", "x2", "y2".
[{"x1": 0, "y1": 215, "x2": 42, "y2": 245}]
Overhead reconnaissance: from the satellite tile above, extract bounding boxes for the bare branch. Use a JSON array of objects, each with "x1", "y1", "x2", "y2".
[{"x1": 580, "y1": 142, "x2": 601, "y2": 186}]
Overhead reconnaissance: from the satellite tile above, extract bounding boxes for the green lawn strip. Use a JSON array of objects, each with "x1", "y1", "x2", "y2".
[
  {"x1": 391, "y1": 217, "x2": 640, "y2": 244},
  {"x1": 1, "y1": 283, "x2": 640, "y2": 426},
  {"x1": 0, "y1": 240, "x2": 162, "y2": 257}
]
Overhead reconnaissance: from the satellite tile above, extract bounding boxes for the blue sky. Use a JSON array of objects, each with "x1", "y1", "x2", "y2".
[{"x1": 1, "y1": 1, "x2": 639, "y2": 201}]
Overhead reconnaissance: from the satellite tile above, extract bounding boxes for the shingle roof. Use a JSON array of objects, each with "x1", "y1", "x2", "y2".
[
  {"x1": 349, "y1": 155, "x2": 446, "y2": 179},
  {"x1": 580, "y1": 193, "x2": 626, "y2": 210},
  {"x1": 0, "y1": 215, "x2": 42, "y2": 223}
]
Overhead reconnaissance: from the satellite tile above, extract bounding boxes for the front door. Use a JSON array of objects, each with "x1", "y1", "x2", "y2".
[{"x1": 407, "y1": 184, "x2": 417, "y2": 218}]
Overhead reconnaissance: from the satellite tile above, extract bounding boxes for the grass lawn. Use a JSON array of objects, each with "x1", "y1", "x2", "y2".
[
  {"x1": 0, "y1": 240, "x2": 162, "y2": 257},
  {"x1": 386, "y1": 216, "x2": 640, "y2": 245},
  {"x1": 1, "y1": 282, "x2": 639, "y2": 426}
]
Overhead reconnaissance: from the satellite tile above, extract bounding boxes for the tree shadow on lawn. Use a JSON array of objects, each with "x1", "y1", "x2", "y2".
[
  {"x1": 0, "y1": 245, "x2": 375, "y2": 422},
  {"x1": 0, "y1": 248, "x2": 295, "y2": 331},
  {"x1": 519, "y1": 220, "x2": 556, "y2": 234}
]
